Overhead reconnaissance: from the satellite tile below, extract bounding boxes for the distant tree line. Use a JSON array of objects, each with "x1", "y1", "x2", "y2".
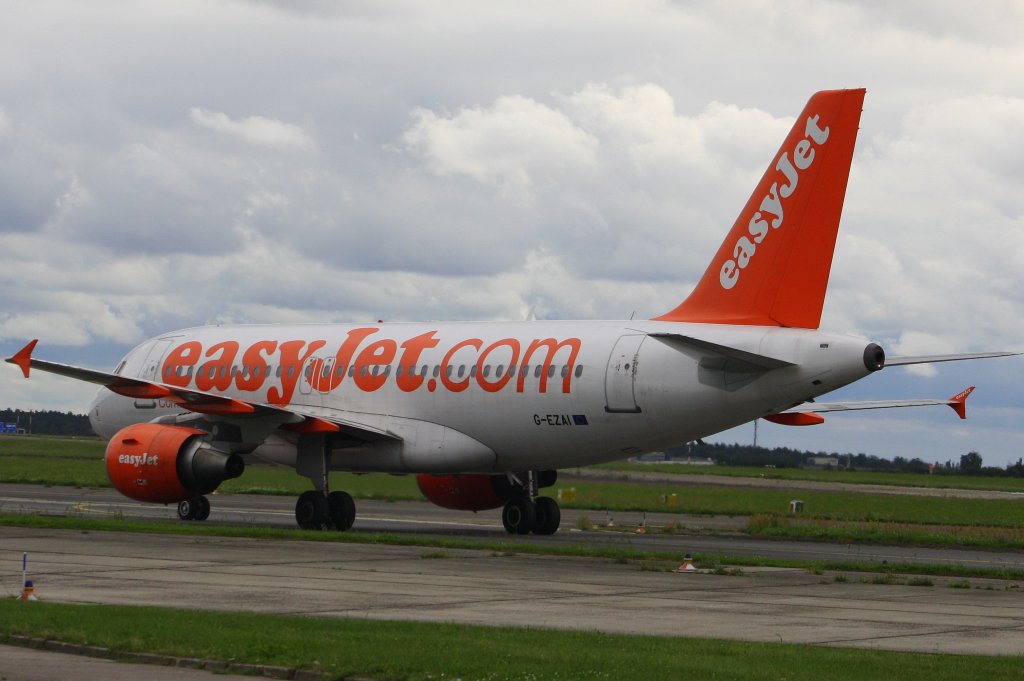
[
  {"x1": 0, "y1": 409, "x2": 94, "y2": 437},
  {"x1": 665, "y1": 441, "x2": 1024, "y2": 478}
]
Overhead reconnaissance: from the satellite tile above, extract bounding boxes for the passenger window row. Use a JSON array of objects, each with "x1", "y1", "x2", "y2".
[{"x1": 164, "y1": 362, "x2": 585, "y2": 382}]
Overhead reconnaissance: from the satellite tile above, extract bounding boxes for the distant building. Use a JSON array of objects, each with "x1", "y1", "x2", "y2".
[{"x1": 807, "y1": 456, "x2": 840, "y2": 469}]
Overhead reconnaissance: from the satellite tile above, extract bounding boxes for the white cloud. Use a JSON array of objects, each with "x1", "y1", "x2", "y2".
[
  {"x1": 402, "y1": 96, "x2": 598, "y2": 193},
  {"x1": 0, "y1": 313, "x2": 92, "y2": 347},
  {"x1": 189, "y1": 107, "x2": 315, "y2": 151}
]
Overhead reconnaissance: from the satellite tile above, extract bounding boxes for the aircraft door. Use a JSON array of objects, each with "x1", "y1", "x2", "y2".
[
  {"x1": 604, "y1": 334, "x2": 645, "y2": 413},
  {"x1": 317, "y1": 357, "x2": 335, "y2": 394},
  {"x1": 135, "y1": 338, "x2": 175, "y2": 409},
  {"x1": 299, "y1": 357, "x2": 319, "y2": 396},
  {"x1": 298, "y1": 356, "x2": 331, "y2": 409}
]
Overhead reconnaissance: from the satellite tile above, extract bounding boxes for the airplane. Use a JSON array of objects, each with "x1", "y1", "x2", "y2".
[{"x1": 6, "y1": 88, "x2": 1018, "y2": 535}]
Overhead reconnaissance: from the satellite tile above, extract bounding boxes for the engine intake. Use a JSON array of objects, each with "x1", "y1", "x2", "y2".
[{"x1": 105, "y1": 423, "x2": 244, "y2": 504}]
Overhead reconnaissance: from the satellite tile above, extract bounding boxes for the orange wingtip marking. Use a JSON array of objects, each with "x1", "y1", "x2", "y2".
[
  {"x1": 7, "y1": 339, "x2": 38, "y2": 378},
  {"x1": 281, "y1": 417, "x2": 342, "y2": 434},
  {"x1": 108, "y1": 383, "x2": 174, "y2": 399},
  {"x1": 763, "y1": 412, "x2": 826, "y2": 426},
  {"x1": 948, "y1": 386, "x2": 975, "y2": 420}
]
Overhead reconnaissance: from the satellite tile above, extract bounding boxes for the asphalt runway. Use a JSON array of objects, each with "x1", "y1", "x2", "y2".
[{"x1": 2, "y1": 483, "x2": 1023, "y2": 571}]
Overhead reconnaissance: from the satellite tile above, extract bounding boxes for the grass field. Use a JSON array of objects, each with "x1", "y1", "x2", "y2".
[
  {"x1": 3, "y1": 600, "x2": 1022, "y2": 680},
  {"x1": 595, "y1": 461, "x2": 1024, "y2": 492},
  {"x1": 745, "y1": 514, "x2": 1024, "y2": 549}
]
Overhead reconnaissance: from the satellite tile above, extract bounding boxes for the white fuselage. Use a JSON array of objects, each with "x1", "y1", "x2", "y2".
[{"x1": 89, "y1": 320, "x2": 876, "y2": 474}]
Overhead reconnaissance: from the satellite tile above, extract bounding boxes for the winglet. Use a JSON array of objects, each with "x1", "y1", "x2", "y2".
[
  {"x1": 6, "y1": 340, "x2": 39, "y2": 378},
  {"x1": 948, "y1": 386, "x2": 975, "y2": 420}
]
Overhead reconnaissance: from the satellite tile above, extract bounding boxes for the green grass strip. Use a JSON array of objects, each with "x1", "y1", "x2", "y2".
[
  {"x1": 3, "y1": 513, "x2": 1022, "y2": 581},
  {"x1": 594, "y1": 461, "x2": 1024, "y2": 492},
  {"x1": 745, "y1": 513, "x2": 1024, "y2": 549},
  {"x1": 2, "y1": 600, "x2": 1022, "y2": 680}
]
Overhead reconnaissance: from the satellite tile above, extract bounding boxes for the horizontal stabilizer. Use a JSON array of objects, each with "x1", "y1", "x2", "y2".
[
  {"x1": 776, "y1": 386, "x2": 976, "y2": 420},
  {"x1": 649, "y1": 333, "x2": 794, "y2": 371},
  {"x1": 886, "y1": 352, "x2": 1019, "y2": 366}
]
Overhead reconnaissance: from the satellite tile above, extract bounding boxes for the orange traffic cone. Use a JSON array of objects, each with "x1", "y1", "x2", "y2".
[
  {"x1": 673, "y1": 553, "x2": 697, "y2": 573},
  {"x1": 18, "y1": 580, "x2": 38, "y2": 601}
]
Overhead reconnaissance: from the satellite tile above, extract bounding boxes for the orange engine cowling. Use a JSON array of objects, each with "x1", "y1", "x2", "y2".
[
  {"x1": 105, "y1": 423, "x2": 245, "y2": 504},
  {"x1": 416, "y1": 474, "x2": 515, "y2": 511}
]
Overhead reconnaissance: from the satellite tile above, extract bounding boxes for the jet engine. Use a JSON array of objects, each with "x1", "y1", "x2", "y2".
[
  {"x1": 416, "y1": 470, "x2": 557, "y2": 511},
  {"x1": 105, "y1": 423, "x2": 244, "y2": 503},
  {"x1": 416, "y1": 473, "x2": 514, "y2": 510}
]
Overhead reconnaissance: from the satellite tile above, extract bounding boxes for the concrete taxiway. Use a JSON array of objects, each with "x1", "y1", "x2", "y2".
[{"x1": 3, "y1": 525, "x2": 1024, "y2": 657}]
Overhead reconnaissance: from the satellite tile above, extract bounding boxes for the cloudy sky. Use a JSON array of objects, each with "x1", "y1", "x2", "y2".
[{"x1": 2, "y1": 0, "x2": 1023, "y2": 466}]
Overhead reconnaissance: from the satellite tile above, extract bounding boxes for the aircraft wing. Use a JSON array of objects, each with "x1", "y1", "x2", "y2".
[
  {"x1": 765, "y1": 386, "x2": 975, "y2": 426},
  {"x1": 5, "y1": 339, "x2": 398, "y2": 440}
]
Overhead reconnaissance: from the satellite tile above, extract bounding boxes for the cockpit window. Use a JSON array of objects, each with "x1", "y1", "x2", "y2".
[{"x1": 114, "y1": 360, "x2": 127, "y2": 375}]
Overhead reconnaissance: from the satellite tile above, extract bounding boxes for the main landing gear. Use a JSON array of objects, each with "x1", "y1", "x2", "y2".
[
  {"x1": 295, "y1": 490, "x2": 356, "y2": 531},
  {"x1": 177, "y1": 496, "x2": 210, "y2": 521},
  {"x1": 501, "y1": 471, "x2": 561, "y2": 535},
  {"x1": 293, "y1": 434, "x2": 357, "y2": 531}
]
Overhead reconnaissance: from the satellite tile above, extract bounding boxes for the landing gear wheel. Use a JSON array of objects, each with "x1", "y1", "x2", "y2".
[
  {"x1": 295, "y1": 491, "x2": 329, "y2": 530},
  {"x1": 502, "y1": 496, "x2": 536, "y2": 535},
  {"x1": 531, "y1": 496, "x2": 560, "y2": 535},
  {"x1": 177, "y1": 496, "x2": 209, "y2": 521},
  {"x1": 177, "y1": 498, "x2": 196, "y2": 521},
  {"x1": 194, "y1": 495, "x2": 211, "y2": 521},
  {"x1": 327, "y1": 491, "x2": 356, "y2": 531}
]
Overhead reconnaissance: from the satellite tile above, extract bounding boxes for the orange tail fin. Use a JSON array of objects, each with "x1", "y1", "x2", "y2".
[{"x1": 655, "y1": 89, "x2": 865, "y2": 329}]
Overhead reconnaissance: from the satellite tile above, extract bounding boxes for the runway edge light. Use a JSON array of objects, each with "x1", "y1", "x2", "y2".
[
  {"x1": 18, "y1": 552, "x2": 38, "y2": 601},
  {"x1": 19, "y1": 580, "x2": 38, "y2": 601},
  {"x1": 674, "y1": 553, "x2": 697, "y2": 573}
]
